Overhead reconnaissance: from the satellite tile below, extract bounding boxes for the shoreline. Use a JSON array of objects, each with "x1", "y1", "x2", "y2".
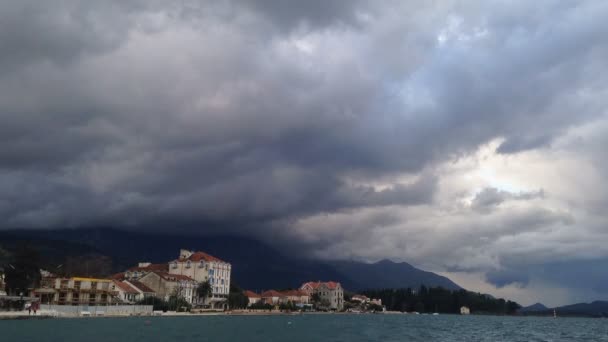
[{"x1": 2, "y1": 310, "x2": 586, "y2": 321}]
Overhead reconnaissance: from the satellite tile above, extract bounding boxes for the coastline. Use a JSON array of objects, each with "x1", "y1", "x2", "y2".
[{"x1": 0, "y1": 309, "x2": 387, "y2": 320}]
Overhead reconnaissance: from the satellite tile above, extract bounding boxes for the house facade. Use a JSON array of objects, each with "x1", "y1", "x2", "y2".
[
  {"x1": 112, "y1": 280, "x2": 139, "y2": 303},
  {"x1": 125, "y1": 280, "x2": 156, "y2": 300},
  {"x1": 300, "y1": 281, "x2": 344, "y2": 311},
  {"x1": 32, "y1": 277, "x2": 118, "y2": 306},
  {"x1": 280, "y1": 290, "x2": 310, "y2": 305},
  {"x1": 169, "y1": 249, "x2": 231, "y2": 308},
  {"x1": 260, "y1": 290, "x2": 282, "y2": 305},
  {"x1": 244, "y1": 290, "x2": 261, "y2": 306},
  {"x1": 138, "y1": 271, "x2": 197, "y2": 304}
]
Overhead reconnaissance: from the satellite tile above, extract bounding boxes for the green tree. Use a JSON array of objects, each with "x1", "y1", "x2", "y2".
[
  {"x1": 197, "y1": 281, "x2": 212, "y2": 305},
  {"x1": 228, "y1": 283, "x2": 249, "y2": 309},
  {"x1": 137, "y1": 297, "x2": 169, "y2": 311}
]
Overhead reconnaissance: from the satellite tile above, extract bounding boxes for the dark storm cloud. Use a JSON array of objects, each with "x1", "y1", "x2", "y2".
[
  {"x1": 0, "y1": 0, "x2": 603, "y2": 226},
  {"x1": 2, "y1": 1, "x2": 608, "y2": 303},
  {"x1": 0, "y1": 1, "x2": 147, "y2": 73},
  {"x1": 485, "y1": 269, "x2": 530, "y2": 288},
  {"x1": 242, "y1": 0, "x2": 368, "y2": 30}
]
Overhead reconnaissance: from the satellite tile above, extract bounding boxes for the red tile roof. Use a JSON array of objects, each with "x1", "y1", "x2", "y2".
[
  {"x1": 152, "y1": 271, "x2": 196, "y2": 282},
  {"x1": 352, "y1": 294, "x2": 369, "y2": 300},
  {"x1": 261, "y1": 290, "x2": 282, "y2": 298},
  {"x1": 243, "y1": 290, "x2": 261, "y2": 298},
  {"x1": 127, "y1": 263, "x2": 168, "y2": 272},
  {"x1": 110, "y1": 272, "x2": 125, "y2": 280},
  {"x1": 177, "y1": 251, "x2": 224, "y2": 263},
  {"x1": 113, "y1": 280, "x2": 138, "y2": 294},
  {"x1": 127, "y1": 280, "x2": 155, "y2": 293},
  {"x1": 301, "y1": 281, "x2": 341, "y2": 290},
  {"x1": 281, "y1": 290, "x2": 308, "y2": 297},
  {"x1": 325, "y1": 281, "x2": 340, "y2": 289}
]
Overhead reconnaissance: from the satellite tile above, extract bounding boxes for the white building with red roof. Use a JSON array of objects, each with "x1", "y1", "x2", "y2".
[
  {"x1": 112, "y1": 280, "x2": 140, "y2": 303},
  {"x1": 169, "y1": 249, "x2": 232, "y2": 309},
  {"x1": 300, "y1": 281, "x2": 344, "y2": 310},
  {"x1": 243, "y1": 290, "x2": 261, "y2": 306},
  {"x1": 260, "y1": 290, "x2": 282, "y2": 305},
  {"x1": 280, "y1": 290, "x2": 310, "y2": 304},
  {"x1": 125, "y1": 280, "x2": 156, "y2": 300}
]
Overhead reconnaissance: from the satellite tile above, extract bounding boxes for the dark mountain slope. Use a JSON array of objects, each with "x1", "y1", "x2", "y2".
[
  {"x1": 0, "y1": 228, "x2": 461, "y2": 292},
  {"x1": 329, "y1": 259, "x2": 461, "y2": 290}
]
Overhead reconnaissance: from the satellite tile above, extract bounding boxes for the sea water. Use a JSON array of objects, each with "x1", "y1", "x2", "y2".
[{"x1": 1, "y1": 314, "x2": 607, "y2": 341}]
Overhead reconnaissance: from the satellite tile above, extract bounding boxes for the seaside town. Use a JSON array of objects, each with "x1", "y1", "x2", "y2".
[{"x1": 0, "y1": 248, "x2": 397, "y2": 318}]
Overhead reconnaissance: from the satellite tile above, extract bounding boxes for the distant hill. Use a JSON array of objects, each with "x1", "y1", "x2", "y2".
[
  {"x1": 0, "y1": 228, "x2": 462, "y2": 292},
  {"x1": 329, "y1": 259, "x2": 461, "y2": 290},
  {"x1": 521, "y1": 301, "x2": 608, "y2": 317},
  {"x1": 555, "y1": 301, "x2": 608, "y2": 317},
  {"x1": 518, "y1": 302, "x2": 548, "y2": 313}
]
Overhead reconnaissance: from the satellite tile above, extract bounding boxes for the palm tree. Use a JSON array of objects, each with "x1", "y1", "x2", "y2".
[{"x1": 197, "y1": 281, "x2": 212, "y2": 306}]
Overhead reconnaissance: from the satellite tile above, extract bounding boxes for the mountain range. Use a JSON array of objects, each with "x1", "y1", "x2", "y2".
[
  {"x1": 0, "y1": 228, "x2": 461, "y2": 292},
  {"x1": 519, "y1": 301, "x2": 608, "y2": 317}
]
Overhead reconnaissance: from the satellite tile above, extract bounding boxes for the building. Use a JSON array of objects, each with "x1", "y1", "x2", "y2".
[
  {"x1": 460, "y1": 306, "x2": 471, "y2": 315},
  {"x1": 260, "y1": 290, "x2": 282, "y2": 305},
  {"x1": 244, "y1": 290, "x2": 261, "y2": 306},
  {"x1": 125, "y1": 280, "x2": 156, "y2": 300},
  {"x1": 280, "y1": 290, "x2": 310, "y2": 305},
  {"x1": 113, "y1": 280, "x2": 139, "y2": 303},
  {"x1": 123, "y1": 263, "x2": 168, "y2": 281},
  {"x1": 351, "y1": 294, "x2": 369, "y2": 303},
  {"x1": 300, "y1": 281, "x2": 344, "y2": 311},
  {"x1": 169, "y1": 249, "x2": 231, "y2": 308},
  {"x1": 32, "y1": 277, "x2": 118, "y2": 306},
  {"x1": 370, "y1": 298, "x2": 382, "y2": 306},
  {"x1": 138, "y1": 271, "x2": 197, "y2": 304},
  {"x1": 0, "y1": 268, "x2": 5, "y2": 295}
]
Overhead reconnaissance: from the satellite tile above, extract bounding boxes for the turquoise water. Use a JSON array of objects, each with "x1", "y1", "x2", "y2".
[{"x1": 2, "y1": 314, "x2": 608, "y2": 341}]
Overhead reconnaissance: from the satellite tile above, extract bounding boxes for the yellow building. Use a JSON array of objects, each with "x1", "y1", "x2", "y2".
[{"x1": 33, "y1": 277, "x2": 119, "y2": 306}]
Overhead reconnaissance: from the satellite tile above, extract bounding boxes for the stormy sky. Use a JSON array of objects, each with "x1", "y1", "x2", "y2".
[{"x1": 1, "y1": 0, "x2": 608, "y2": 306}]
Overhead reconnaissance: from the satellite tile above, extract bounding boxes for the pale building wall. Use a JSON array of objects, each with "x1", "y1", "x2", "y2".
[
  {"x1": 138, "y1": 272, "x2": 197, "y2": 304},
  {"x1": 169, "y1": 250, "x2": 232, "y2": 301}
]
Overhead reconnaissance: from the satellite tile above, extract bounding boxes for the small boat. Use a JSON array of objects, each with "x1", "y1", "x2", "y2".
[{"x1": 553, "y1": 309, "x2": 557, "y2": 318}]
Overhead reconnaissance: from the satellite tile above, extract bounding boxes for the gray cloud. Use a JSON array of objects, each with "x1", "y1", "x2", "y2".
[
  {"x1": 472, "y1": 187, "x2": 544, "y2": 212},
  {"x1": 1, "y1": 0, "x2": 608, "y2": 305}
]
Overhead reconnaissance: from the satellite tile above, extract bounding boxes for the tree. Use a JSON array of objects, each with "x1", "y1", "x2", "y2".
[
  {"x1": 137, "y1": 297, "x2": 169, "y2": 312},
  {"x1": 197, "y1": 281, "x2": 212, "y2": 305},
  {"x1": 228, "y1": 283, "x2": 249, "y2": 309},
  {"x1": 168, "y1": 295, "x2": 191, "y2": 312},
  {"x1": 279, "y1": 301, "x2": 297, "y2": 312},
  {"x1": 368, "y1": 303, "x2": 384, "y2": 312}
]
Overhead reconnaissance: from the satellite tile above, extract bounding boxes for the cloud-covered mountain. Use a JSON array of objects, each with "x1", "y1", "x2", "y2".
[
  {"x1": 1, "y1": 1, "x2": 608, "y2": 305},
  {"x1": 518, "y1": 303, "x2": 548, "y2": 313},
  {"x1": 0, "y1": 228, "x2": 461, "y2": 292}
]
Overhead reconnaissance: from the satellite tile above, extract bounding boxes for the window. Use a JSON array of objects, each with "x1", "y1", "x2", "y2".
[
  {"x1": 186, "y1": 261, "x2": 191, "y2": 268},
  {"x1": 171, "y1": 263, "x2": 177, "y2": 269},
  {"x1": 199, "y1": 261, "x2": 205, "y2": 268}
]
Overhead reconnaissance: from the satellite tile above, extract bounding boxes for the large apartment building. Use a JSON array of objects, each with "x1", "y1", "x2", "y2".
[
  {"x1": 169, "y1": 249, "x2": 231, "y2": 308},
  {"x1": 300, "y1": 281, "x2": 344, "y2": 311},
  {"x1": 32, "y1": 277, "x2": 119, "y2": 306}
]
